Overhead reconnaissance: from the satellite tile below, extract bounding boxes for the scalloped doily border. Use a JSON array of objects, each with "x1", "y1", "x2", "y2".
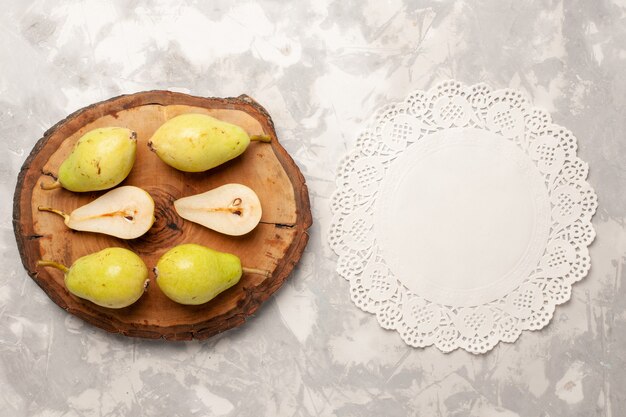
[{"x1": 328, "y1": 80, "x2": 598, "y2": 354}]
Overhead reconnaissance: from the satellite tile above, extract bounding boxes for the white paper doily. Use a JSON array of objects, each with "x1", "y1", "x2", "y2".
[{"x1": 329, "y1": 80, "x2": 597, "y2": 354}]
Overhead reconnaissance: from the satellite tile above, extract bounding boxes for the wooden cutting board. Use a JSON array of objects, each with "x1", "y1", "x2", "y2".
[{"x1": 13, "y1": 91, "x2": 312, "y2": 340}]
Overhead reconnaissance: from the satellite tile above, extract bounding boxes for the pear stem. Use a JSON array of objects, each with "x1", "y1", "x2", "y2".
[
  {"x1": 37, "y1": 260, "x2": 69, "y2": 274},
  {"x1": 41, "y1": 181, "x2": 62, "y2": 190},
  {"x1": 38, "y1": 206, "x2": 70, "y2": 222},
  {"x1": 249, "y1": 134, "x2": 272, "y2": 143},
  {"x1": 242, "y1": 267, "x2": 271, "y2": 278}
]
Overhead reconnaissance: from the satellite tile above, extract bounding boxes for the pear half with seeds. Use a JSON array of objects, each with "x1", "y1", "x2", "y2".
[
  {"x1": 174, "y1": 183, "x2": 262, "y2": 236},
  {"x1": 38, "y1": 186, "x2": 155, "y2": 239}
]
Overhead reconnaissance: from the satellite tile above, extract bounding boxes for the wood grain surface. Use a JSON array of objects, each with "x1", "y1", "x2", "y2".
[{"x1": 13, "y1": 91, "x2": 312, "y2": 340}]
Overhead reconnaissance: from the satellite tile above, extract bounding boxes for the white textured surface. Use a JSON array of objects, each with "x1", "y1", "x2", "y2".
[{"x1": 1, "y1": 0, "x2": 625, "y2": 415}]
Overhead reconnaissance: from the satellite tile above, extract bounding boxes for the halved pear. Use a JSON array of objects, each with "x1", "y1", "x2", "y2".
[
  {"x1": 38, "y1": 186, "x2": 155, "y2": 239},
  {"x1": 174, "y1": 184, "x2": 262, "y2": 236}
]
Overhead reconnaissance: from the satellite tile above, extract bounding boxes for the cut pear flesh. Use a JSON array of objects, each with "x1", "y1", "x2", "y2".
[
  {"x1": 174, "y1": 184, "x2": 262, "y2": 236},
  {"x1": 38, "y1": 186, "x2": 155, "y2": 239}
]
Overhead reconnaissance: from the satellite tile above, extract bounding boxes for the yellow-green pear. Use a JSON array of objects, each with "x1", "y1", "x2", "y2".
[
  {"x1": 43, "y1": 127, "x2": 137, "y2": 192},
  {"x1": 155, "y1": 243, "x2": 268, "y2": 305},
  {"x1": 147, "y1": 113, "x2": 271, "y2": 172},
  {"x1": 37, "y1": 248, "x2": 149, "y2": 309}
]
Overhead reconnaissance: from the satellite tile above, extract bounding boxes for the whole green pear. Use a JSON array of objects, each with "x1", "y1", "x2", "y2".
[
  {"x1": 38, "y1": 247, "x2": 149, "y2": 309},
  {"x1": 147, "y1": 114, "x2": 271, "y2": 172},
  {"x1": 45, "y1": 127, "x2": 137, "y2": 192},
  {"x1": 155, "y1": 243, "x2": 244, "y2": 305}
]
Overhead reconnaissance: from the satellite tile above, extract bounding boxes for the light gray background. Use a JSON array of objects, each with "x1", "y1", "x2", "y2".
[{"x1": 1, "y1": 0, "x2": 625, "y2": 416}]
